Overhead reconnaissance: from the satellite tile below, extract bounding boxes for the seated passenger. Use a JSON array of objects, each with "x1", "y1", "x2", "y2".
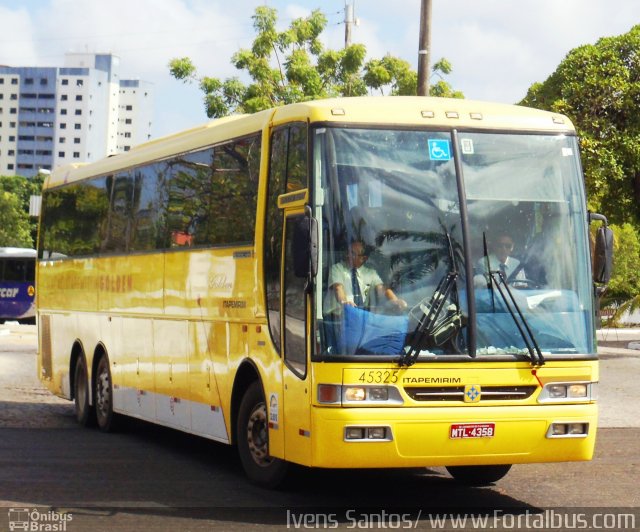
[{"x1": 326, "y1": 240, "x2": 407, "y2": 314}]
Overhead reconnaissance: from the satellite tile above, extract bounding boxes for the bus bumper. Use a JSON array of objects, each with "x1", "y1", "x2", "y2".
[{"x1": 309, "y1": 403, "x2": 597, "y2": 468}]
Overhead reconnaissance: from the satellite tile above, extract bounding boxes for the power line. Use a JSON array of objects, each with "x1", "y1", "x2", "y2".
[
  {"x1": 0, "y1": 38, "x2": 254, "y2": 62},
  {"x1": 0, "y1": 23, "x2": 255, "y2": 45}
]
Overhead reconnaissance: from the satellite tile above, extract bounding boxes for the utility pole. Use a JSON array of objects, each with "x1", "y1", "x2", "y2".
[
  {"x1": 344, "y1": 1, "x2": 354, "y2": 48},
  {"x1": 417, "y1": 0, "x2": 432, "y2": 96}
]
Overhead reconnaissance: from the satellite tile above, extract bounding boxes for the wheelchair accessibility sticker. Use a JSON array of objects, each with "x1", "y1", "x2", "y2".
[{"x1": 428, "y1": 139, "x2": 451, "y2": 161}]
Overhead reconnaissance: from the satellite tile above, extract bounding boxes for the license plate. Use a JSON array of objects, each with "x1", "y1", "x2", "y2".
[{"x1": 450, "y1": 423, "x2": 495, "y2": 439}]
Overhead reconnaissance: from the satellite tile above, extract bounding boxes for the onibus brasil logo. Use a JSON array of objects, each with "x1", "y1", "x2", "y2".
[{"x1": 8, "y1": 508, "x2": 73, "y2": 531}]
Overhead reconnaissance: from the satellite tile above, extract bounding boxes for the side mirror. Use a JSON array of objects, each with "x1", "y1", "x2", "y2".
[
  {"x1": 292, "y1": 214, "x2": 318, "y2": 280},
  {"x1": 589, "y1": 213, "x2": 613, "y2": 285}
]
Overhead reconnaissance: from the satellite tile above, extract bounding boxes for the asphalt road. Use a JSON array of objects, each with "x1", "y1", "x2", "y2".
[{"x1": 0, "y1": 324, "x2": 638, "y2": 531}]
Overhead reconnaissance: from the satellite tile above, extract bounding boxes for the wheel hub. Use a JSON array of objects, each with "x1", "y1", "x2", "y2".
[{"x1": 246, "y1": 403, "x2": 273, "y2": 467}]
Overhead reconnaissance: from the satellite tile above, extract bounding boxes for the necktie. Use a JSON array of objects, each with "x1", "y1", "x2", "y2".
[
  {"x1": 351, "y1": 268, "x2": 363, "y2": 307},
  {"x1": 499, "y1": 262, "x2": 507, "y2": 280}
]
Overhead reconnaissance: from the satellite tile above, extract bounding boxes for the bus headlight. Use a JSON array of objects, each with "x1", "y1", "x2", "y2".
[
  {"x1": 568, "y1": 384, "x2": 588, "y2": 398},
  {"x1": 317, "y1": 384, "x2": 403, "y2": 405},
  {"x1": 548, "y1": 384, "x2": 568, "y2": 398},
  {"x1": 538, "y1": 382, "x2": 595, "y2": 403},
  {"x1": 344, "y1": 387, "x2": 367, "y2": 401},
  {"x1": 344, "y1": 386, "x2": 389, "y2": 402},
  {"x1": 343, "y1": 385, "x2": 401, "y2": 404}
]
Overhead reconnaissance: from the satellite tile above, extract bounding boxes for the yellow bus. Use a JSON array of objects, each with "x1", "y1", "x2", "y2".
[{"x1": 37, "y1": 96, "x2": 612, "y2": 487}]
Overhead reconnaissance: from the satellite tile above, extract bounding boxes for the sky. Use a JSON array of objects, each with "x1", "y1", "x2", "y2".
[{"x1": 0, "y1": 0, "x2": 637, "y2": 139}]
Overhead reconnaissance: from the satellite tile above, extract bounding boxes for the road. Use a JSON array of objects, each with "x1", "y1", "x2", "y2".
[{"x1": 0, "y1": 324, "x2": 638, "y2": 531}]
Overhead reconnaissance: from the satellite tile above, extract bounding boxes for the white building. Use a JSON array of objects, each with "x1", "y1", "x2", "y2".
[
  {"x1": 0, "y1": 71, "x2": 22, "y2": 176},
  {"x1": 0, "y1": 53, "x2": 153, "y2": 177},
  {"x1": 117, "y1": 79, "x2": 154, "y2": 152}
]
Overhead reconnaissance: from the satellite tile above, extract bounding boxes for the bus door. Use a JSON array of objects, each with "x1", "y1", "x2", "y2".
[
  {"x1": 266, "y1": 120, "x2": 311, "y2": 463},
  {"x1": 281, "y1": 211, "x2": 312, "y2": 464}
]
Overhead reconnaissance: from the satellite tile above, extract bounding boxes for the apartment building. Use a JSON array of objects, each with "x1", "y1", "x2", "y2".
[
  {"x1": 117, "y1": 79, "x2": 154, "y2": 153},
  {"x1": 0, "y1": 53, "x2": 153, "y2": 177}
]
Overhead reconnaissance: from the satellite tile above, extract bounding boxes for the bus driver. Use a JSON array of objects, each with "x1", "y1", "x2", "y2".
[{"x1": 326, "y1": 240, "x2": 407, "y2": 314}]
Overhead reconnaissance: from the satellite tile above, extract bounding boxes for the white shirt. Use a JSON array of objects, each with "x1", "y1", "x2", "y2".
[
  {"x1": 476, "y1": 254, "x2": 526, "y2": 282},
  {"x1": 324, "y1": 261, "x2": 383, "y2": 315}
]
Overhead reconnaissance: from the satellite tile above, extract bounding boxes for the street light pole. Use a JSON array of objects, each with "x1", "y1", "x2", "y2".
[
  {"x1": 344, "y1": 2, "x2": 354, "y2": 47},
  {"x1": 417, "y1": 0, "x2": 432, "y2": 96}
]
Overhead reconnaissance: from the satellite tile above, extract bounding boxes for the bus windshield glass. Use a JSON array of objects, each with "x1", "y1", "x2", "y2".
[{"x1": 313, "y1": 127, "x2": 595, "y2": 360}]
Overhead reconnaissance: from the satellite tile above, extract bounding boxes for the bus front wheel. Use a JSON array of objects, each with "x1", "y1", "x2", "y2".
[
  {"x1": 237, "y1": 381, "x2": 288, "y2": 487},
  {"x1": 94, "y1": 354, "x2": 119, "y2": 432},
  {"x1": 445, "y1": 464, "x2": 512, "y2": 486},
  {"x1": 73, "y1": 355, "x2": 95, "y2": 427}
]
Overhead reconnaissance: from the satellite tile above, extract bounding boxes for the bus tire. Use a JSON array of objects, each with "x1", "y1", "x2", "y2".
[
  {"x1": 94, "y1": 354, "x2": 119, "y2": 432},
  {"x1": 445, "y1": 464, "x2": 512, "y2": 486},
  {"x1": 237, "y1": 381, "x2": 288, "y2": 488},
  {"x1": 73, "y1": 355, "x2": 95, "y2": 427}
]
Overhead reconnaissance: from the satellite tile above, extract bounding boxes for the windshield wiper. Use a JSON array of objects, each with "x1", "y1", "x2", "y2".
[
  {"x1": 400, "y1": 271, "x2": 459, "y2": 367},
  {"x1": 481, "y1": 234, "x2": 545, "y2": 366},
  {"x1": 400, "y1": 231, "x2": 465, "y2": 367}
]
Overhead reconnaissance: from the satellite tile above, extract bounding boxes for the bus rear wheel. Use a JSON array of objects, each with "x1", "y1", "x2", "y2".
[
  {"x1": 94, "y1": 354, "x2": 119, "y2": 432},
  {"x1": 445, "y1": 464, "x2": 512, "y2": 486},
  {"x1": 237, "y1": 381, "x2": 288, "y2": 488},
  {"x1": 73, "y1": 355, "x2": 95, "y2": 427}
]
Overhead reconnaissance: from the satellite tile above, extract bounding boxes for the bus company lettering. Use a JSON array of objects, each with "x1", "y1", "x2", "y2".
[
  {"x1": 0, "y1": 287, "x2": 19, "y2": 298},
  {"x1": 99, "y1": 274, "x2": 133, "y2": 293},
  {"x1": 402, "y1": 376, "x2": 462, "y2": 384},
  {"x1": 209, "y1": 274, "x2": 232, "y2": 290},
  {"x1": 223, "y1": 300, "x2": 246, "y2": 309},
  {"x1": 50, "y1": 273, "x2": 94, "y2": 291}
]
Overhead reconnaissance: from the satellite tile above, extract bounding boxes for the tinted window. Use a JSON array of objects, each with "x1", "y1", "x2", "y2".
[
  {"x1": 165, "y1": 148, "x2": 214, "y2": 248},
  {"x1": 40, "y1": 177, "x2": 110, "y2": 258},
  {"x1": 39, "y1": 134, "x2": 261, "y2": 258},
  {"x1": 130, "y1": 164, "x2": 169, "y2": 251},
  {"x1": 2, "y1": 259, "x2": 29, "y2": 281},
  {"x1": 287, "y1": 124, "x2": 308, "y2": 191},
  {"x1": 264, "y1": 124, "x2": 308, "y2": 352},
  {"x1": 210, "y1": 138, "x2": 260, "y2": 245},
  {"x1": 283, "y1": 216, "x2": 308, "y2": 376},
  {"x1": 102, "y1": 173, "x2": 134, "y2": 253},
  {"x1": 264, "y1": 127, "x2": 288, "y2": 352},
  {"x1": 166, "y1": 136, "x2": 260, "y2": 248}
]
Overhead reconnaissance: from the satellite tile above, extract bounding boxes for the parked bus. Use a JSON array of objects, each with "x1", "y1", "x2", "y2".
[
  {"x1": 0, "y1": 247, "x2": 36, "y2": 324},
  {"x1": 37, "y1": 97, "x2": 612, "y2": 487}
]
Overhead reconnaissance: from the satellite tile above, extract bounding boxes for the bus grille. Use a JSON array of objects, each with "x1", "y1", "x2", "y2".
[{"x1": 405, "y1": 385, "x2": 537, "y2": 402}]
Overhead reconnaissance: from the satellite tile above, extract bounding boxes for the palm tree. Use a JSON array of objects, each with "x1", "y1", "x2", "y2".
[{"x1": 610, "y1": 294, "x2": 640, "y2": 326}]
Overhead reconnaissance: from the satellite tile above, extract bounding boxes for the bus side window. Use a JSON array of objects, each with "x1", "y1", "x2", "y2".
[
  {"x1": 286, "y1": 124, "x2": 308, "y2": 190},
  {"x1": 103, "y1": 173, "x2": 135, "y2": 253},
  {"x1": 4, "y1": 259, "x2": 25, "y2": 281},
  {"x1": 265, "y1": 128, "x2": 288, "y2": 352},
  {"x1": 283, "y1": 216, "x2": 308, "y2": 376}
]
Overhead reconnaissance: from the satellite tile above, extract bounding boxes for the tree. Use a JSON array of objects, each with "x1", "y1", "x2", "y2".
[
  {"x1": 520, "y1": 25, "x2": 640, "y2": 228},
  {"x1": 169, "y1": 6, "x2": 461, "y2": 119},
  {"x1": 606, "y1": 223, "x2": 640, "y2": 301},
  {"x1": 0, "y1": 190, "x2": 33, "y2": 248},
  {"x1": 0, "y1": 174, "x2": 44, "y2": 248},
  {"x1": 607, "y1": 222, "x2": 640, "y2": 323}
]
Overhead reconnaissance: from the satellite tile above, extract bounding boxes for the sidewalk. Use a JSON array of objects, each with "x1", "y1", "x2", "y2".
[
  {"x1": 597, "y1": 327, "x2": 640, "y2": 351},
  {"x1": 0, "y1": 321, "x2": 37, "y2": 348}
]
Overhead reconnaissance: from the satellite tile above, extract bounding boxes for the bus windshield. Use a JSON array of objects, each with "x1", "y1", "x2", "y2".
[{"x1": 313, "y1": 127, "x2": 595, "y2": 361}]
